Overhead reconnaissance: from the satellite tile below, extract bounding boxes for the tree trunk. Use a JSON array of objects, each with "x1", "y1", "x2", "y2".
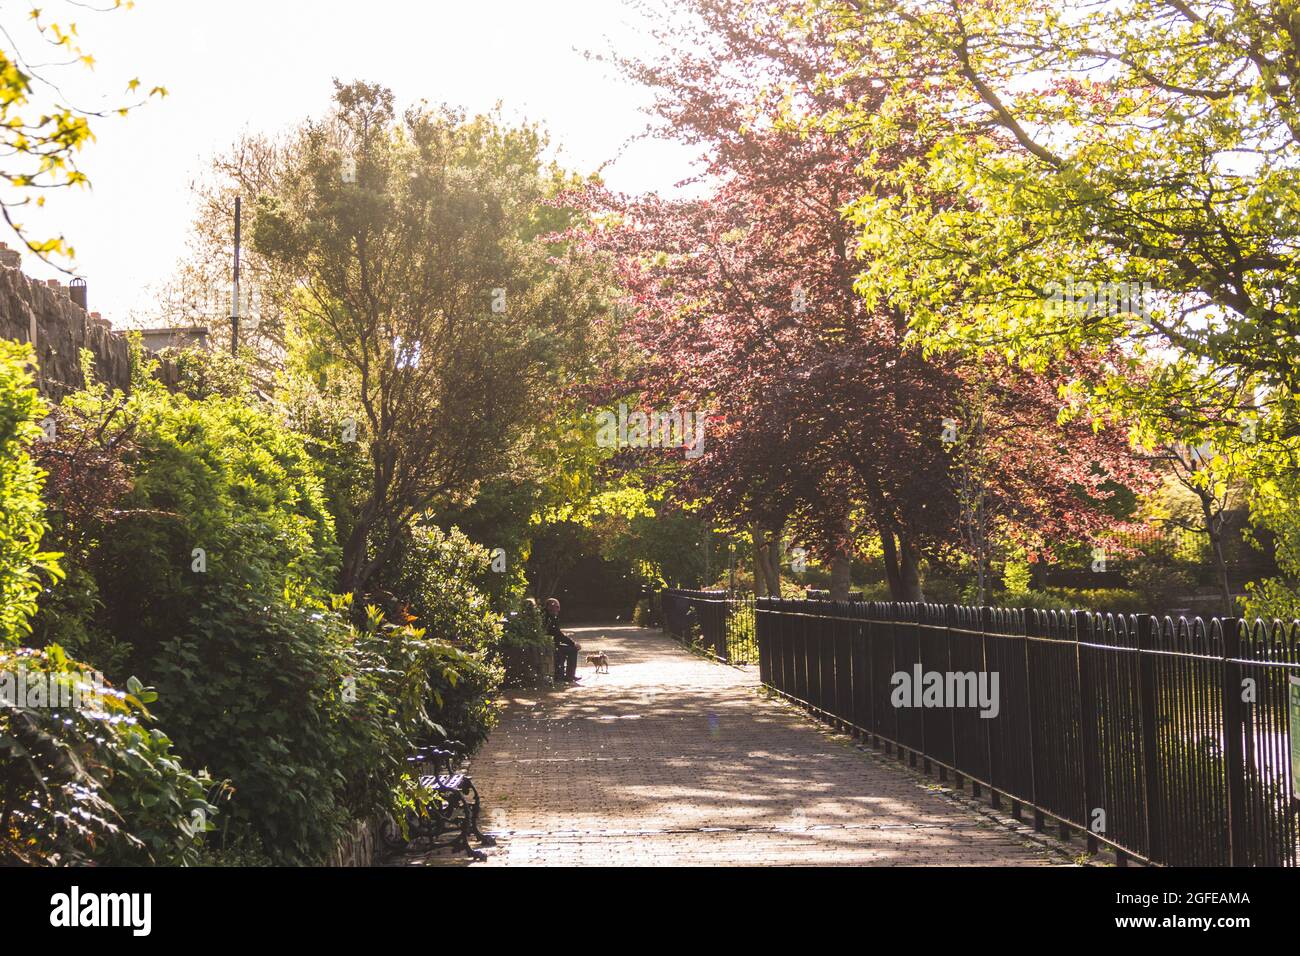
[
  {"x1": 751, "y1": 524, "x2": 768, "y2": 598},
  {"x1": 899, "y1": 533, "x2": 924, "y2": 602},
  {"x1": 880, "y1": 529, "x2": 903, "y2": 599},
  {"x1": 340, "y1": 513, "x2": 375, "y2": 598},
  {"x1": 765, "y1": 527, "x2": 783, "y2": 596},
  {"x1": 830, "y1": 517, "x2": 852, "y2": 600},
  {"x1": 830, "y1": 552, "x2": 851, "y2": 600},
  {"x1": 1200, "y1": 496, "x2": 1234, "y2": 616},
  {"x1": 1031, "y1": 557, "x2": 1049, "y2": 591}
]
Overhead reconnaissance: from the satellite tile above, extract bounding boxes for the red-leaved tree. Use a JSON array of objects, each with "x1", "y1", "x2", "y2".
[{"x1": 572, "y1": 0, "x2": 1150, "y2": 599}]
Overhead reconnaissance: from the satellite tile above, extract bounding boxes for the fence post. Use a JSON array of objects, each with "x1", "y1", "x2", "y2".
[
  {"x1": 888, "y1": 605, "x2": 899, "y2": 757},
  {"x1": 1220, "y1": 617, "x2": 1248, "y2": 867},
  {"x1": 863, "y1": 608, "x2": 873, "y2": 738},
  {"x1": 942, "y1": 605, "x2": 955, "y2": 784},
  {"x1": 713, "y1": 599, "x2": 728, "y2": 661},
  {"x1": 981, "y1": 606, "x2": 997, "y2": 806},
  {"x1": 1024, "y1": 611, "x2": 1042, "y2": 832},
  {"x1": 1074, "y1": 610, "x2": 1098, "y2": 851},
  {"x1": 1135, "y1": 614, "x2": 1163, "y2": 864},
  {"x1": 866, "y1": 610, "x2": 879, "y2": 748},
  {"x1": 915, "y1": 604, "x2": 926, "y2": 769}
]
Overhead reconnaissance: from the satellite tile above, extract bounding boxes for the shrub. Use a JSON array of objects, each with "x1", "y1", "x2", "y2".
[
  {"x1": 377, "y1": 523, "x2": 504, "y2": 746},
  {"x1": 29, "y1": 392, "x2": 138, "y2": 672},
  {"x1": 159, "y1": 345, "x2": 256, "y2": 402},
  {"x1": 379, "y1": 524, "x2": 502, "y2": 650},
  {"x1": 1002, "y1": 550, "x2": 1033, "y2": 594},
  {"x1": 1066, "y1": 588, "x2": 1146, "y2": 615},
  {"x1": 33, "y1": 383, "x2": 357, "y2": 862},
  {"x1": 996, "y1": 587, "x2": 1144, "y2": 615},
  {"x1": 39, "y1": 381, "x2": 340, "y2": 679},
  {"x1": 501, "y1": 602, "x2": 547, "y2": 650},
  {"x1": 22, "y1": 369, "x2": 505, "y2": 862},
  {"x1": 0, "y1": 341, "x2": 59, "y2": 644},
  {"x1": 425, "y1": 645, "x2": 502, "y2": 753},
  {"x1": 0, "y1": 346, "x2": 215, "y2": 866},
  {"x1": 632, "y1": 598, "x2": 650, "y2": 626},
  {"x1": 1127, "y1": 562, "x2": 1195, "y2": 611},
  {"x1": 1, "y1": 639, "x2": 217, "y2": 867},
  {"x1": 331, "y1": 602, "x2": 497, "y2": 832},
  {"x1": 146, "y1": 591, "x2": 493, "y2": 864},
  {"x1": 146, "y1": 592, "x2": 357, "y2": 863},
  {"x1": 996, "y1": 589, "x2": 1078, "y2": 612},
  {"x1": 497, "y1": 601, "x2": 552, "y2": 687},
  {"x1": 1241, "y1": 577, "x2": 1299, "y2": 620}
]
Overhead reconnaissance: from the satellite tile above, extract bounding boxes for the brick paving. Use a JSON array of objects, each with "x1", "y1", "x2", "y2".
[{"x1": 397, "y1": 625, "x2": 1078, "y2": 866}]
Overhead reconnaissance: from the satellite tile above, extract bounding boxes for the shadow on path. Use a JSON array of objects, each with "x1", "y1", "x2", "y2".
[{"x1": 395, "y1": 625, "x2": 1076, "y2": 866}]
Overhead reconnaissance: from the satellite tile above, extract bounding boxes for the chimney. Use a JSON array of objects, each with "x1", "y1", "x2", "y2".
[
  {"x1": 69, "y1": 277, "x2": 87, "y2": 311},
  {"x1": 0, "y1": 242, "x2": 18, "y2": 270}
]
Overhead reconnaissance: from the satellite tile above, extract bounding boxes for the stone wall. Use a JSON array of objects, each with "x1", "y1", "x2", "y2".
[
  {"x1": 324, "y1": 817, "x2": 383, "y2": 867},
  {"x1": 0, "y1": 246, "x2": 132, "y2": 398}
]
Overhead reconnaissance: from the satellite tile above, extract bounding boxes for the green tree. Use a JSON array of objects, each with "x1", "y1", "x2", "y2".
[
  {"x1": 0, "y1": 1, "x2": 164, "y2": 260},
  {"x1": 254, "y1": 81, "x2": 603, "y2": 597},
  {"x1": 804, "y1": 0, "x2": 1300, "y2": 609},
  {"x1": 0, "y1": 339, "x2": 58, "y2": 643}
]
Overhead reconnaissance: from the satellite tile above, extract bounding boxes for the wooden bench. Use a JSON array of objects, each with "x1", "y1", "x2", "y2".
[{"x1": 380, "y1": 740, "x2": 495, "y2": 860}]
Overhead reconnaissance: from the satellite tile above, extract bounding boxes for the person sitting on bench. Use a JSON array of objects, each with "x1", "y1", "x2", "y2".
[{"x1": 545, "y1": 597, "x2": 580, "y2": 683}]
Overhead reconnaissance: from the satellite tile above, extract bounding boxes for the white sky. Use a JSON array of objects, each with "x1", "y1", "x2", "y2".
[{"x1": 7, "y1": 0, "x2": 698, "y2": 324}]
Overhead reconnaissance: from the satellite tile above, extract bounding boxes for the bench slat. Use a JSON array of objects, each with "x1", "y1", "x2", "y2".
[{"x1": 419, "y1": 773, "x2": 465, "y2": 792}]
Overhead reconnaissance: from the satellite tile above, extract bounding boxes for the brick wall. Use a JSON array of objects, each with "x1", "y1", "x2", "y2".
[
  {"x1": 0, "y1": 246, "x2": 133, "y2": 398},
  {"x1": 0, "y1": 252, "x2": 131, "y2": 398}
]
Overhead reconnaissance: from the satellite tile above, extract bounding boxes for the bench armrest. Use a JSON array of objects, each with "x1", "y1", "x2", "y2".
[{"x1": 408, "y1": 746, "x2": 455, "y2": 773}]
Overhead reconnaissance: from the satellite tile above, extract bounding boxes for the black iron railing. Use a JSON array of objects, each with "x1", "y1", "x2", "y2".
[
  {"x1": 749, "y1": 598, "x2": 1300, "y2": 867},
  {"x1": 660, "y1": 589, "x2": 758, "y2": 665}
]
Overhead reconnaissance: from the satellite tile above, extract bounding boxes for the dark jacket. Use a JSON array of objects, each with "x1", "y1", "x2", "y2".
[{"x1": 544, "y1": 609, "x2": 573, "y2": 647}]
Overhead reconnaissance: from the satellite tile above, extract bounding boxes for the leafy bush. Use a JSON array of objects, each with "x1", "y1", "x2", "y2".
[
  {"x1": 35, "y1": 380, "x2": 340, "y2": 677},
  {"x1": 1001, "y1": 551, "x2": 1033, "y2": 594},
  {"x1": 425, "y1": 645, "x2": 502, "y2": 753},
  {"x1": 1067, "y1": 588, "x2": 1145, "y2": 614},
  {"x1": 1127, "y1": 562, "x2": 1195, "y2": 611},
  {"x1": 0, "y1": 341, "x2": 59, "y2": 644},
  {"x1": 18, "y1": 359, "x2": 506, "y2": 863},
  {"x1": 497, "y1": 602, "x2": 552, "y2": 687},
  {"x1": 501, "y1": 602, "x2": 547, "y2": 650},
  {"x1": 376, "y1": 523, "x2": 504, "y2": 745},
  {"x1": 26, "y1": 382, "x2": 358, "y2": 862},
  {"x1": 1, "y1": 639, "x2": 217, "y2": 867},
  {"x1": 379, "y1": 524, "x2": 502, "y2": 649},
  {"x1": 1241, "y1": 577, "x2": 1298, "y2": 620},
  {"x1": 29, "y1": 392, "x2": 138, "y2": 672},
  {"x1": 159, "y1": 345, "x2": 256, "y2": 402},
  {"x1": 147, "y1": 591, "x2": 358, "y2": 863},
  {"x1": 0, "y1": 347, "x2": 216, "y2": 866},
  {"x1": 996, "y1": 587, "x2": 1144, "y2": 615}
]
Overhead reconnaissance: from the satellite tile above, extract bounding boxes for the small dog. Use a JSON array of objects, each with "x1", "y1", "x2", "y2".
[{"x1": 585, "y1": 651, "x2": 609, "y2": 674}]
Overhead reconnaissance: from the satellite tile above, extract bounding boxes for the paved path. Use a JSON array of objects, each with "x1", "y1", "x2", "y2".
[{"x1": 401, "y1": 625, "x2": 1076, "y2": 866}]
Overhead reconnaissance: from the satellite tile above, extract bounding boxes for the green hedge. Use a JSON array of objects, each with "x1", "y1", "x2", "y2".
[
  {"x1": 28, "y1": 377, "x2": 503, "y2": 863},
  {"x1": 0, "y1": 344, "x2": 213, "y2": 865}
]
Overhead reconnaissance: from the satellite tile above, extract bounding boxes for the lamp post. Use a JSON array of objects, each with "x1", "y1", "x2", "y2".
[{"x1": 230, "y1": 196, "x2": 241, "y2": 356}]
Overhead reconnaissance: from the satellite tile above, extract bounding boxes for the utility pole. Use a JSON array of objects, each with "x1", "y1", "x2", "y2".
[{"x1": 231, "y1": 196, "x2": 241, "y2": 357}]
